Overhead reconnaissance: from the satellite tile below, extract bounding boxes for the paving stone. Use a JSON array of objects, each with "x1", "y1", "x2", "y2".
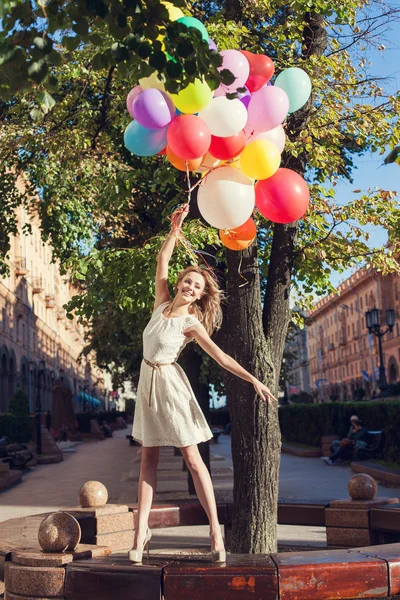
[
  {"x1": 330, "y1": 497, "x2": 399, "y2": 510},
  {"x1": 12, "y1": 545, "x2": 111, "y2": 567},
  {"x1": 5, "y1": 562, "x2": 65, "y2": 597},
  {"x1": 93, "y1": 531, "x2": 134, "y2": 552},
  {"x1": 95, "y1": 513, "x2": 133, "y2": 535},
  {"x1": 326, "y1": 527, "x2": 378, "y2": 548},
  {"x1": 325, "y1": 508, "x2": 370, "y2": 528}
]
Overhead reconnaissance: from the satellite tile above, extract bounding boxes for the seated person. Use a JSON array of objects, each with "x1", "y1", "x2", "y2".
[{"x1": 323, "y1": 415, "x2": 367, "y2": 465}]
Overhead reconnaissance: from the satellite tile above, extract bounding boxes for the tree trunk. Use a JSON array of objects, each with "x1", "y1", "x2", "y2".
[
  {"x1": 224, "y1": 241, "x2": 281, "y2": 553},
  {"x1": 223, "y1": 10, "x2": 328, "y2": 554},
  {"x1": 180, "y1": 343, "x2": 211, "y2": 495}
]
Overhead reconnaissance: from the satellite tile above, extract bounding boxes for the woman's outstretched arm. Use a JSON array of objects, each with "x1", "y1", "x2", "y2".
[
  {"x1": 154, "y1": 204, "x2": 189, "y2": 310},
  {"x1": 184, "y1": 323, "x2": 277, "y2": 403}
]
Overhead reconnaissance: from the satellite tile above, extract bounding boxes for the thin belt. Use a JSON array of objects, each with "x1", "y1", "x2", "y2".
[{"x1": 143, "y1": 358, "x2": 176, "y2": 408}]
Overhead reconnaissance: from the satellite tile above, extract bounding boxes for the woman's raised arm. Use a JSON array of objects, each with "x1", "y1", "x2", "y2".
[
  {"x1": 184, "y1": 322, "x2": 277, "y2": 404},
  {"x1": 154, "y1": 204, "x2": 189, "y2": 310}
]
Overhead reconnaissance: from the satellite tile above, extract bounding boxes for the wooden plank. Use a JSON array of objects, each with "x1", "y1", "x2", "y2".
[
  {"x1": 355, "y1": 543, "x2": 400, "y2": 596},
  {"x1": 65, "y1": 557, "x2": 172, "y2": 600},
  {"x1": 272, "y1": 548, "x2": 388, "y2": 600},
  {"x1": 164, "y1": 555, "x2": 278, "y2": 600},
  {"x1": 278, "y1": 504, "x2": 326, "y2": 526},
  {"x1": 370, "y1": 505, "x2": 400, "y2": 532}
]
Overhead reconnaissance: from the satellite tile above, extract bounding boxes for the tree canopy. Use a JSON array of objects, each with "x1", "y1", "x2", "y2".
[{"x1": 1, "y1": 0, "x2": 399, "y2": 383}]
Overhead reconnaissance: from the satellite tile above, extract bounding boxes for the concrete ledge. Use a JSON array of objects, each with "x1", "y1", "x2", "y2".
[
  {"x1": 282, "y1": 442, "x2": 322, "y2": 457},
  {"x1": 351, "y1": 461, "x2": 400, "y2": 485}
]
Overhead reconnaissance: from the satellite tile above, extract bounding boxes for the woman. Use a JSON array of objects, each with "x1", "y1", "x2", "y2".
[{"x1": 130, "y1": 204, "x2": 276, "y2": 564}]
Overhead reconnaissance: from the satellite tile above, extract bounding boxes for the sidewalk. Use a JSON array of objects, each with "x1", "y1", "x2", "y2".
[{"x1": 1, "y1": 430, "x2": 398, "y2": 550}]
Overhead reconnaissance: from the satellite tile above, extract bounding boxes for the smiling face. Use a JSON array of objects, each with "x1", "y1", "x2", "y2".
[{"x1": 176, "y1": 270, "x2": 206, "y2": 304}]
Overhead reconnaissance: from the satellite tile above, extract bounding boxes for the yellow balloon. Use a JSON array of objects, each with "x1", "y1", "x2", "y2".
[
  {"x1": 240, "y1": 139, "x2": 281, "y2": 180},
  {"x1": 171, "y1": 79, "x2": 213, "y2": 114},
  {"x1": 162, "y1": 1, "x2": 185, "y2": 21},
  {"x1": 139, "y1": 71, "x2": 166, "y2": 91}
]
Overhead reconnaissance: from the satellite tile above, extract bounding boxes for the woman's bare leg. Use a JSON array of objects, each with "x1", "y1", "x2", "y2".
[
  {"x1": 180, "y1": 444, "x2": 224, "y2": 551},
  {"x1": 133, "y1": 446, "x2": 160, "y2": 549}
]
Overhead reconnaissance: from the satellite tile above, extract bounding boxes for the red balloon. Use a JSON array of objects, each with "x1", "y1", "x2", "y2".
[
  {"x1": 240, "y1": 50, "x2": 274, "y2": 93},
  {"x1": 167, "y1": 115, "x2": 211, "y2": 160},
  {"x1": 255, "y1": 168, "x2": 310, "y2": 224},
  {"x1": 209, "y1": 131, "x2": 246, "y2": 161}
]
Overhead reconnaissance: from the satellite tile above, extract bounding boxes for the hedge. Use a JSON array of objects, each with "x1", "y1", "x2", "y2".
[
  {"x1": 0, "y1": 414, "x2": 32, "y2": 443},
  {"x1": 279, "y1": 401, "x2": 400, "y2": 464},
  {"x1": 76, "y1": 411, "x2": 127, "y2": 434}
]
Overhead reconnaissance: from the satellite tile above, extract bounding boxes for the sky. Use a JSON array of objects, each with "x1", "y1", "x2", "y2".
[{"x1": 329, "y1": 17, "x2": 400, "y2": 287}]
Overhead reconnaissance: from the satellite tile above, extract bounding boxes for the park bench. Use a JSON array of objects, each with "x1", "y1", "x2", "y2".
[
  {"x1": 354, "y1": 429, "x2": 385, "y2": 460},
  {"x1": 211, "y1": 427, "x2": 223, "y2": 443}
]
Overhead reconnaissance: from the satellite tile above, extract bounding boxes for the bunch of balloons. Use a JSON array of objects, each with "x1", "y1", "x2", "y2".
[{"x1": 124, "y1": 12, "x2": 312, "y2": 251}]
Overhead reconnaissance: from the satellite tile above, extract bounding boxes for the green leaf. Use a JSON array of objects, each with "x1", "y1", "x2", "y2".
[
  {"x1": 47, "y1": 50, "x2": 62, "y2": 66},
  {"x1": 29, "y1": 108, "x2": 43, "y2": 121},
  {"x1": 92, "y1": 52, "x2": 108, "y2": 70},
  {"x1": 37, "y1": 91, "x2": 55, "y2": 114},
  {"x1": 27, "y1": 59, "x2": 48, "y2": 83},
  {"x1": 62, "y1": 35, "x2": 80, "y2": 52}
]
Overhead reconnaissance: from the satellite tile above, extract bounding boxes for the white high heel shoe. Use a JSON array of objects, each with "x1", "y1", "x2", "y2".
[
  {"x1": 128, "y1": 527, "x2": 152, "y2": 563},
  {"x1": 210, "y1": 527, "x2": 226, "y2": 563}
]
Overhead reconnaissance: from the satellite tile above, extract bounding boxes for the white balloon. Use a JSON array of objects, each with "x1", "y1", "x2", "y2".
[
  {"x1": 250, "y1": 125, "x2": 286, "y2": 153},
  {"x1": 198, "y1": 166, "x2": 255, "y2": 229},
  {"x1": 198, "y1": 97, "x2": 248, "y2": 137}
]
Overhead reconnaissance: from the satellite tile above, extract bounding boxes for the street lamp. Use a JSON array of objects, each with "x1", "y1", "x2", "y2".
[
  {"x1": 30, "y1": 359, "x2": 46, "y2": 454},
  {"x1": 365, "y1": 307, "x2": 394, "y2": 391}
]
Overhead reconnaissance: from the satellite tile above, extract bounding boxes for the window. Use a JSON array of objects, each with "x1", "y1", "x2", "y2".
[
  {"x1": 351, "y1": 363, "x2": 353, "y2": 375},
  {"x1": 365, "y1": 294, "x2": 368, "y2": 306},
  {"x1": 351, "y1": 304, "x2": 353, "y2": 314},
  {"x1": 348, "y1": 325, "x2": 350, "y2": 336},
  {"x1": 360, "y1": 297, "x2": 363, "y2": 309}
]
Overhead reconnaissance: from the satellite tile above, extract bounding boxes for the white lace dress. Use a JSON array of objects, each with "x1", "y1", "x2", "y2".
[{"x1": 131, "y1": 301, "x2": 213, "y2": 447}]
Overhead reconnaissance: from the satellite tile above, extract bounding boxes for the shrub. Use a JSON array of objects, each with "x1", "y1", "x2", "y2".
[
  {"x1": 0, "y1": 413, "x2": 32, "y2": 443},
  {"x1": 8, "y1": 389, "x2": 30, "y2": 417},
  {"x1": 279, "y1": 401, "x2": 400, "y2": 464}
]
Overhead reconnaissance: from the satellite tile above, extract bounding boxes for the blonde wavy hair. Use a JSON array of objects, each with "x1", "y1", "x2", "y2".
[{"x1": 174, "y1": 266, "x2": 223, "y2": 335}]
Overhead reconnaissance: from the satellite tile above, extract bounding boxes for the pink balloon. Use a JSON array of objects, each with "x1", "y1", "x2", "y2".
[
  {"x1": 247, "y1": 86, "x2": 289, "y2": 132},
  {"x1": 126, "y1": 85, "x2": 142, "y2": 118},
  {"x1": 216, "y1": 50, "x2": 250, "y2": 93}
]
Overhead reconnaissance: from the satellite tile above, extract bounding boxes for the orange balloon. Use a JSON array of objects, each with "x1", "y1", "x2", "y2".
[
  {"x1": 219, "y1": 218, "x2": 257, "y2": 251},
  {"x1": 166, "y1": 146, "x2": 203, "y2": 171}
]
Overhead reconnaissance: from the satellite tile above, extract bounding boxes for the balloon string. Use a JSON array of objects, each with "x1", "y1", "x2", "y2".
[{"x1": 238, "y1": 252, "x2": 249, "y2": 288}]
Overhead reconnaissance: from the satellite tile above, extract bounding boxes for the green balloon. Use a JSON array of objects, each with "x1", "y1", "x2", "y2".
[
  {"x1": 274, "y1": 67, "x2": 312, "y2": 114},
  {"x1": 177, "y1": 16, "x2": 209, "y2": 42}
]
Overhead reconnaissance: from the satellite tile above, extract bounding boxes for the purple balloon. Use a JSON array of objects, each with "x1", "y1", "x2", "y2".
[
  {"x1": 133, "y1": 88, "x2": 175, "y2": 129},
  {"x1": 240, "y1": 95, "x2": 251, "y2": 109},
  {"x1": 238, "y1": 86, "x2": 251, "y2": 109},
  {"x1": 208, "y1": 38, "x2": 217, "y2": 51}
]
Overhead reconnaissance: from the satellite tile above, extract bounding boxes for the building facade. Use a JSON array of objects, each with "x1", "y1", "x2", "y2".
[
  {"x1": 285, "y1": 323, "x2": 312, "y2": 399},
  {"x1": 308, "y1": 268, "x2": 400, "y2": 401},
  {"x1": 0, "y1": 197, "x2": 111, "y2": 415}
]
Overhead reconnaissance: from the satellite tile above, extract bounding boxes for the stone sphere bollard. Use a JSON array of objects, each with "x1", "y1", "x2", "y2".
[
  {"x1": 78, "y1": 480, "x2": 108, "y2": 507},
  {"x1": 38, "y1": 512, "x2": 81, "y2": 553},
  {"x1": 348, "y1": 473, "x2": 378, "y2": 500}
]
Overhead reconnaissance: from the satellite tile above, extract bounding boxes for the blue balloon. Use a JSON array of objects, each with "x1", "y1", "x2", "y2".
[
  {"x1": 124, "y1": 120, "x2": 167, "y2": 156},
  {"x1": 274, "y1": 67, "x2": 312, "y2": 114}
]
